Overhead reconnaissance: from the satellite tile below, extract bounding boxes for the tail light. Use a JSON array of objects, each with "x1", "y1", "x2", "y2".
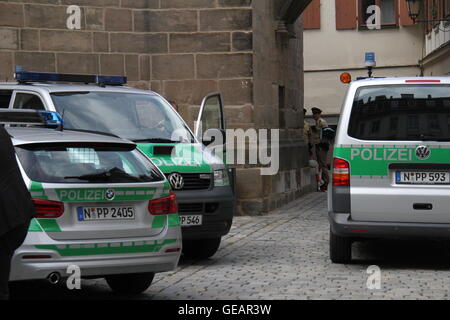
[
  {"x1": 32, "y1": 199, "x2": 65, "y2": 218},
  {"x1": 148, "y1": 192, "x2": 178, "y2": 215},
  {"x1": 333, "y1": 158, "x2": 350, "y2": 187}
]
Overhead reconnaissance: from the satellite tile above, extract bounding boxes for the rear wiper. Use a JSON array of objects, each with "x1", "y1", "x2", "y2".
[
  {"x1": 64, "y1": 168, "x2": 140, "y2": 182},
  {"x1": 419, "y1": 134, "x2": 444, "y2": 141}
]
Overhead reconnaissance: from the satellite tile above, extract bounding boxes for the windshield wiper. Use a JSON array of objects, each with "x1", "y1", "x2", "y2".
[{"x1": 132, "y1": 138, "x2": 181, "y2": 143}]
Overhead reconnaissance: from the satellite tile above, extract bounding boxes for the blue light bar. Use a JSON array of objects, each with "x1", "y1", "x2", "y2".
[
  {"x1": 38, "y1": 111, "x2": 64, "y2": 127},
  {"x1": 0, "y1": 110, "x2": 63, "y2": 128},
  {"x1": 14, "y1": 69, "x2": 127, "y2": 86}
]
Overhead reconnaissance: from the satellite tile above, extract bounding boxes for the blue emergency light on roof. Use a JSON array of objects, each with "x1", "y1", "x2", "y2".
[
  {"x1": 14, "y1": 67, "x2": 127, "y2": 86},
  {"x1": 0, "y1": 109, "x2": 63, "y2": 128},
  {"x1": 365, "y1": 52, "x2": 376, "y2": 67}
]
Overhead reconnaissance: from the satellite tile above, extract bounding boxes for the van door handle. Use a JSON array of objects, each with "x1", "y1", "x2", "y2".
[{"x1": 413, "y1": 203, "x2": 433, "y2": 210}]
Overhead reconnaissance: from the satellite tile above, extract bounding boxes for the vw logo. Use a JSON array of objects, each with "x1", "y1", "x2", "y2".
[
  {"x1": 105, "y1": 189, "x2": 115, "y2": 201},
  {"x1": 168, "y1": 173, "x2": 184, "y2": 190},
  {"x1": 416, "y1": 146, "x2": 431, "y2": 160}
]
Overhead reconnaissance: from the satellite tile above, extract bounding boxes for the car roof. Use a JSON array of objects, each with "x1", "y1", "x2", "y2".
[
  {"x1": 351, "y1": 76, "x2": 450, "y2": 87},
  {"x1": 7, "y1": 127, "x2": 136, "y2": 147},
  {"x1": 0, "y1": 82, "x2": 157, "y2": 95}
]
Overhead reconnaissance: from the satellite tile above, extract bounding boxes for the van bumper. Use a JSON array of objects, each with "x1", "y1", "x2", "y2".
[
  {"x1": 175, "y1": 186, "x2": 235, "y2": 240},
  {"x1": 329, "y1": 212, "x2": 450, "y2": 239}
]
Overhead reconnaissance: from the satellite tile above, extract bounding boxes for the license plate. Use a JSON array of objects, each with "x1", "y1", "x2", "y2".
[
  {"x1": 180, "y1": 215, "x2": 203, "y2": 227},
  {"x1": 396, "y1": 171, "x2": 450, "y2": 185},
  {"x1": 77, "y1": 206, "x2": 135, "y2": 221}
]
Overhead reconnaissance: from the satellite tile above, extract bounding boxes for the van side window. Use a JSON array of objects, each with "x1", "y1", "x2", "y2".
[
  {"x1": 0, "y1": 90, "x2": 13, "y2": 109},
  {"x1": 13, "y1": 93, "x2": 45, "y2": 110}
]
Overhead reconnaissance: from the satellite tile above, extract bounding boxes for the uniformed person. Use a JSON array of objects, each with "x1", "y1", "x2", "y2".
[
  {"x1": 311, "y1": 107, "x2": 330, "y2": 191},
  {"x1": 0, "y1": 126, "x2": 35, "y2": 300}
]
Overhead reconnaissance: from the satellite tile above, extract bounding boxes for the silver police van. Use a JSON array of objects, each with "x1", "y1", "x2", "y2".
[
  {"x1": 2, "y1": 110, "x2": 181, "y2": 293},
  {"x1": 329, "y1": 77, "x2": 450, "y2": 263}
]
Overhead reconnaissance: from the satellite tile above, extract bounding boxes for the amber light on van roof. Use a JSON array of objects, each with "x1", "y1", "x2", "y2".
[{"x1": 340, "y1": 73, "x2": 352, "y2": 84}]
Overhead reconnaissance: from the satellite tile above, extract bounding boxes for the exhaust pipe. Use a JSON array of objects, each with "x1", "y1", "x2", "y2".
[{"x1": 47, "y1": 272, "x2": 61, "y2": 285}]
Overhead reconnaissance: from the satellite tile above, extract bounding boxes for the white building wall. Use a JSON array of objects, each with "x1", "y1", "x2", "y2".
[{"x1": 304, "y1": 0, "x2": 423, "y2": 115}]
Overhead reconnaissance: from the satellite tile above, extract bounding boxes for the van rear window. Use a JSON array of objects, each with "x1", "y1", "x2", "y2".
[{"x1": 348, "y1": 85, "x2": 450, "y2": 141}]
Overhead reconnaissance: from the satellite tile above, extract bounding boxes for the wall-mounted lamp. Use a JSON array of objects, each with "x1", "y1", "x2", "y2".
[{"x1": 406, "y1": 0, "x2": 450, "y2": 23}]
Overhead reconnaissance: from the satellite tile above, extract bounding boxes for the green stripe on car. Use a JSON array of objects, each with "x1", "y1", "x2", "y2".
[
  {"x1": 334, "y1": 145, "x2": 450, "y2": 177},
  {"x1": 35, "y1": 239, "x2": 177, "y2": 256},
  {"x1": 28, "y1": 219, "x2": 43, "y2": 232},
  {"x1": 37, "y1": 219, "x2": 62, "y2": 232}
]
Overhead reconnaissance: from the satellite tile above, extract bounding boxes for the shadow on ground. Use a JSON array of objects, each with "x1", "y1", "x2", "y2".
[{"x1": 352, "y1": 238, "x2": 450, "y2": 270}]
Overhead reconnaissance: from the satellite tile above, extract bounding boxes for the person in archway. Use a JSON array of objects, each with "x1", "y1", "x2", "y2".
[{"x1": 311, "y1": 107, "x2": 330, "y2": 192}]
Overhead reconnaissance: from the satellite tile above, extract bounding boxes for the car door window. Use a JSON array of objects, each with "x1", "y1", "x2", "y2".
[
  {"x1": 195, "y1": 93, "x2": 225, "y2": 139},
  {"x1": 13, "y1": 92, "x2": 45, "y2": 110},
  {"x1": 0, "y1": 90, "x2": 13, "y2": 109}
]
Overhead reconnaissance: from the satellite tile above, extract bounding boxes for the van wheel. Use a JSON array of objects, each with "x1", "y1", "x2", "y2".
[
  {"x1": 182, "y1": 237, "x2": 221, "y2": 259},
  {"x1": 330, "y1": 229, "x2": 352, "y2": 264},
  {"x1": 106, "y1": 273, "x2": 154, "y2": 294}
]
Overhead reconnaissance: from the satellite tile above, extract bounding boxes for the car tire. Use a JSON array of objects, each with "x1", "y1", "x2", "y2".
[
  {"x1": 330, "y1": 229, "x2": 352, "y2": 264},
  {"x1": 106, "y1": 272, "x2": 154, "y2": 294},
  {"x1": 182, "y1": 237, "x2": 221, "y2": 260}
]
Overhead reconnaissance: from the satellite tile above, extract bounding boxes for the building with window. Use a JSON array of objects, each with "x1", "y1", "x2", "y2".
[
  {"x1": 421, "y1": 0, "x2": 450, "y2": 76},
  {"x1": 303, "y1": 0, "x2": 449, "y2": 122}
]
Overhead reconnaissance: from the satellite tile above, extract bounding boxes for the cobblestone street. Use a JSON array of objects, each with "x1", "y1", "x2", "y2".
[{"x1": 11, "y1": 192, "x2": 450, "y2": 300}]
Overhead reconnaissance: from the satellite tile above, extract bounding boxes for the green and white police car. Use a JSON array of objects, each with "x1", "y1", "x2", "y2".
[
  {"x1": 1, "y1": 71, "x2": 235, "y2": 259},
  {"x1": 3, "y1": 110, "x2": 181, "y2": 293},
  {"x1": 329, "y1": 76, "x2": 450, "y2": 263}
]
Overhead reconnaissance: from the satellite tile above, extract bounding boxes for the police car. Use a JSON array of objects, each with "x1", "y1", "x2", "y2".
[
  {"x1": 1, "y1": 70, "x2": 235, "y2": 260},
  {"x1": 2, "y1": 110, "x2": 181, "y2": 293},
  {"x1": 329, "y1": 76, "x2": 450, "y2": 263}
]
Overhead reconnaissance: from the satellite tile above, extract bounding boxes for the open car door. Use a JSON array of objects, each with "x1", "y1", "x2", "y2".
[{"x1": 194, "y1": 93, "x2": 226, "y2": 157}]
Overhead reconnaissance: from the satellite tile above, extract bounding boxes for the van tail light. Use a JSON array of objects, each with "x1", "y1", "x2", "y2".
[
  {"x1": 32, "y1": 199, "x2": 65, "y2": 219},
  {"x1": 333, "y1": 158, "x2": 350, "y2": 187},
  {"x1": 148, "y1": 192, "x2": 178, "y2": 215}
]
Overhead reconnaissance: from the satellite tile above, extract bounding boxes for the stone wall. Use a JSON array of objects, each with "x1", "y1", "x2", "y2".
[
  {"x1": 0, "y1": 0, "x2": 254, "y2": 128},
  {"x1": 0, "y1": 0, "x2": 312, "y2": 215},
  {"x1": 234, "y1": 0, "x2": 310, "y2": 215}
]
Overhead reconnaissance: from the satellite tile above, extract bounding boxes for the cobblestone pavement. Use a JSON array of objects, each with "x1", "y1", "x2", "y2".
[{"x1": 11, "y1": 192, "x2": 450, "y2": 300}]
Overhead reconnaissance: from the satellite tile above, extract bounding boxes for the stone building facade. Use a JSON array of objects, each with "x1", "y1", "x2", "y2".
[{"x1": 0, "y1": 0, "x2": 313, "y2": 215}]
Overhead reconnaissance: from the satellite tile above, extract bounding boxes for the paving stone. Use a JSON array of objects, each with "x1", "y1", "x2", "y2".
[{"x1": 11, "y1": 192, "x2": 450, "y2": 300}]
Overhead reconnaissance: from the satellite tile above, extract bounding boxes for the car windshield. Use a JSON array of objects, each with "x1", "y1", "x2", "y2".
[
  {"x1": 16, "y1": 143, "x2": 165, "y2": 184},
  {"x1": 348, "y1": 85, "x2": 450, "y2": 141},
  {"x1": 51, "y1": 92, "x2": 194, "y2": 143}
]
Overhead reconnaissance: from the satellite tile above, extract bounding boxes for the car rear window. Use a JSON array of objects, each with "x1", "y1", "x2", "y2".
[
  {"x1": 348, "y1": 85, "x2": 450, "y2": 141},
  {"x1": 15, "y1": 143, "x2": 165, "y2": 184}
]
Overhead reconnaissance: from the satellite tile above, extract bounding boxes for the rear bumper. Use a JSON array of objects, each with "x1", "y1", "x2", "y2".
[
  {"x1": 10, "y1": 226, "x2": 181, "y2": 282},
  {"x1": 329, "y1": 212, "x2": 450, "y2": 239},
  {"x1": 175, "y1": 186, "x2": 235, "y2": 240},
  {"x1": 10, "y1": 251, "x2": 180, "y2": 282}
]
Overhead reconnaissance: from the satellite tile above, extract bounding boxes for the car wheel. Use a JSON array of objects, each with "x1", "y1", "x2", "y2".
[
  {"x1": 106, "y1": 272, "x2": 154, "y2": 294},
  {"x1": 182, "y1": 237, "x2": 221, "y2": 260},
  {"x1": 330, "y1": 229, "x2": 352, "y2": 264}
]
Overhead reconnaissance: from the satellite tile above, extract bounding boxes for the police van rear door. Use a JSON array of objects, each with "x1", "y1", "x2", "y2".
[{"x1": 339, "y1": 81, "x2": 450, "y2": 223}]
